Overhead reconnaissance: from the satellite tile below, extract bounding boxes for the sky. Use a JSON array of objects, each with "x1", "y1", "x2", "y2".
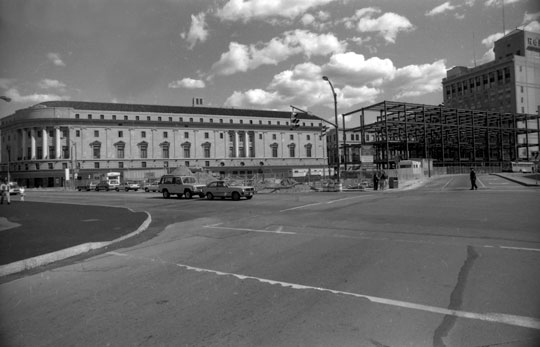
[{"x1": 1, "y1": 0, "x2": 539, "y2": 127}]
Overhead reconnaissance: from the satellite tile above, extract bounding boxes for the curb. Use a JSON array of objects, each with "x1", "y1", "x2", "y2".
[
  {"x1": 490, "y1": 173, "x2": 540, "y2": 187},
  {"x1": 0, "y1": 211, "x2": 152, "y2": 277}
]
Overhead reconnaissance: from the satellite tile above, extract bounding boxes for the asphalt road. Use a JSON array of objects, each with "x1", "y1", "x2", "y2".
[{"x1": 1, "y1": 174, "x2": 539, "y2": 347}]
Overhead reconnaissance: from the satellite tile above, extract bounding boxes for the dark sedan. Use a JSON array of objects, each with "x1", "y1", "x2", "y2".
[{"x1": 95, "y1": 181, "x2": 112, "y2": 191}]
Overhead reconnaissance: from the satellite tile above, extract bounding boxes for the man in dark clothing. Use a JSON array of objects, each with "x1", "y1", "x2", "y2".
[{"x1": 470, "y1": 168, "x2": 478, "y2": 190}]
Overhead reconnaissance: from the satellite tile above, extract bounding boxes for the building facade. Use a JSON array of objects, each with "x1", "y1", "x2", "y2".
[
  {"x1": 442, "y1": 29, "x2": 540, "y2": 157},
  {"x1": 0, "y1": 101, "x2": 328, "y2": 187}
]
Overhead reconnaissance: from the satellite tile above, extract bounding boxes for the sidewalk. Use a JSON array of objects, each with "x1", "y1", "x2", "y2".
[
  {"x1": 0, "y1": 201, "x2": 150, "y2": 277},
  {"x1": 491, "y1": 172, "x2": 540, "y2": 187}
]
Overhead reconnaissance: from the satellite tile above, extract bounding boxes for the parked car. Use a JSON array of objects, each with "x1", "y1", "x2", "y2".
[
  {"x1": 202, "y1": 180, "x2": 255, "y2": 200},
  {"x1": 158, "y1": 175, "x2": 205, "y2": 199},
  {"x1": 116, "y1": 181, "x2": 140, "y2": 192},
  {"x1": 95, "y1": 181, "x2": 112, "y2": 191},
  {"x1": 77, "y1": 181, "x2": 98, "y2": 191},
  {"x1": 8, "y1": 182, "x2": 21, "y2": 195},
  {"x1": 143, "y1": 180, "x2": 159, "y2": 192}
]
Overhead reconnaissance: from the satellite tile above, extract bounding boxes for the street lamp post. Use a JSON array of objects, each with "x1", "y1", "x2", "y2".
[{"x1": 322, "y1": 76, "x2": 340, "y2": 181}]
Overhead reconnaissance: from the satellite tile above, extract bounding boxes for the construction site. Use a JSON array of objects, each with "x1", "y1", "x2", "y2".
[{"x1": 345, "y1": 101, "x2": 540, "y2": 173}]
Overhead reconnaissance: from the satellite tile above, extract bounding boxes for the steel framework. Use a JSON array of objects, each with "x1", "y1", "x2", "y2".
[{"x1": 345, "y1": 101, "x2": 540, "y2": 169}]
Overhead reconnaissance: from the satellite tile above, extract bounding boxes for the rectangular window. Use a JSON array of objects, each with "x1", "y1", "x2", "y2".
[
  {"x1": 220, "y1": 133, "x2": 224, "y2": 139},
  {"x1": 204, "y1": 147, "x2": 210, "y2": 158},
  {"x1": 136, "y1": 116, "x2": 140, "y2": 121},
  {"x1": 94, "y1": 162, "x2": 100, "y2": 169},
  {"x1": 75, "y1": 114, "x2": 80, "y2": 119},
  {"x1": 142, "y1": 161, "x2": 147, "y2": 168},
  {"x1": 290, "y1": 134, "x2": 294, "y2": 140},
  {"x1": 94, "y1": 130, "x2": 99, "y2": 137},
  {"x1": 118, "y1": 131, "x2": 123, "y2": 137},
  {"x1": 205, "y1": 161, "x2": 210, "y2": 167},
  {"x1": 163, "y1": 147, "x2": 169, "y2": 159},
  {"x1": 147, "y1": 116, "x2": 151, "y2": 121},
  {"x1": 272, "y1": 134, "x2": 277, "y2": 140},
  {"x1": 204, "y1": 132, "x2": 209, "y2": 139},
  {"x1": 93, "y1": 145, "x2": 100, "y2": 159},
  {"x1": 119, "y1": 162, "x2": 124, "y2": 168},
  {"x1": 169, "y1": 117, "x2": 173, "y2": 122},
  {"x1": 158, "y1": 117, "x2": 162, "y2": 121},
  {"x1": 184, "y1": 132, "x2": 189, "y2": 139},
  {"x1": 88, "y1": 114, "x2": 92, "y2": 119},
  {"x1": 184, "y1": 147, "x2": 190, "y2": 158},
  {"x1": 289, "y1": 146, "x2": 295, "y2": 157},
  {"x1": 124, "y1": 115, "x2": 128, "y2": 120},
  {"x1": 117, "y1": 146, "x2": 125, "y2": 159},
  {"x1": 163, "y1": 131, "x2": 168, "y2": 138},
  {"x1": 272, "y1": 146, "x2": 278, "y2": 158},
  {"x1": 76, "y1": 130, "x2": 81, "y2": 137},
  {"x1": 48, "y1": 163, "x2": 53, "y2": 170},
  {"x1": 142, "y1": 131, "x2": 146, "y2": 138},
  {"x1": 306, "y1": 147, "x2": 312, "y2": 157},
  {"x1": 259, "y1": 134, "x2": 262, "y2": 140},
  {"x1": 140, "y1": 146, "x2": 148, "y2": 159},
  {"x1": 100, "y1": 114, "x2": 104, "y2": 120},
  {"x1": 112, "y1": 115, "x2": 117, "y2": 120}
]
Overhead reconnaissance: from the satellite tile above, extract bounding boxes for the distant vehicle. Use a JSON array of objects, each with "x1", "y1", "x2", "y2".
[
  {"x1": 8, "y1": 182, "x2": 20, "y2": 195},
  {"x1": 503, "y1": 161, "x2": 534, "y2": 173},
  {"x1": 106, "y1": 172, "x2": 121, "y2": 189},
  {"x1": 202, "y1": 180, "x2": 255, "y2": 200},
  {"x1": 95, "y1": 181, "x2": 112, "y2": 191},
  {"x1": 143, "y1": 180, "x2": 159, "y2": 192},
  {"x1": 158, "y1": 175, "x2": 205, "y2": 199},
  {"x1": 77, "y1": 181, "x2": 98, "y2": 191},
  {"x1": 116, "y1": 181, "x2": 140, "y2": 192}
]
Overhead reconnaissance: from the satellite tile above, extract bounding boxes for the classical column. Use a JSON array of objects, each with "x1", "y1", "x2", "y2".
[
  {"x1": 235, "y1": 131, "x2": 239, "y2": 158},
  {"x1": 20, "y1": 128, "x2": 26, "y2": 160},
  {"x1": 42, "y1": 128, "x2": 49, "y2": 159},
  {"x1": 55, "y1": 127, "x2": 62, "y2": 159},
  {"x1": 30, "y1": 128, "x2": 36, "y2": 159}
]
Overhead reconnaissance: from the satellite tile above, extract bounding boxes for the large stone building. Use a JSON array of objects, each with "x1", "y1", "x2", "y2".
[{"x1": 0, "y1": 101, "x2": 329, "y2": 187}]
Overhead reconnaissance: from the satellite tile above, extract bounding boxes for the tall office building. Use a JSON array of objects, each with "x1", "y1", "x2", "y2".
[{"x1": 442, "y1": 29, "x2": 540, "y2": 158}]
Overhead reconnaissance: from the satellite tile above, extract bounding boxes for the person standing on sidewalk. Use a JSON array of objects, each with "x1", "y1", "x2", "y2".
[
  {"x1": 469, "y1": 168, "x2": 478, "y2": 190},
  {"x1": 373, "y1": 171, "x2": 380, "y2": 191},
  {"x1": 379, "y1": 170, "x2": 388, "y2": 190},
  {"x1": 0, "y1": 178, "x2": 11, "y2": 205}
]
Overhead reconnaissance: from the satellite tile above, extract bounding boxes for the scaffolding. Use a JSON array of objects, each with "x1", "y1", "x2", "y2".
[{"x1": 345, "y1": 101, "x2": 540, "y2": 170}]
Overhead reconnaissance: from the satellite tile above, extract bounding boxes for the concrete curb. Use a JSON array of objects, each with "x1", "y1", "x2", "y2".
[
  {"x1": 491, "y1": 173, "x2": 540, "y2": 187},
  {"x1": 0, "y1": 211, "x2": 152, "y2": 277}
]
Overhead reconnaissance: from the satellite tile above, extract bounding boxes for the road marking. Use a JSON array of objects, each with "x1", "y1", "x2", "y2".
[
  {"x1": 108, "y1": 251, "x2": 540, "y2": 330},
  {"x1": 477, "y1": 177, "x2": 486, "y2": 188},
  {"x1": 441, "y1": 177, "x2": 454, "y2": 190},
  {"x1": 205, "y1": 223, "x2": 297, "y2": 235},
  {"x1": 280, "y1": 195, "x2": 374, "y2": 212},
  {"x1": 203, "y1": 224, "x2": 540, "y2": 253}
]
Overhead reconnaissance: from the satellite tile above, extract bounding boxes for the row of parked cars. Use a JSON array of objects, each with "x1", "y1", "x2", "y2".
[{"x1": 78, "y1": 175, "x2": 255, "y2": 200}]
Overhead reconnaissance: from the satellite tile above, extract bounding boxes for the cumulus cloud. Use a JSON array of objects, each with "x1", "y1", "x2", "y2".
[
  {"x1": 168, "y1": 78, "x2": 205, "y2": 89},
  {"x1": 4, "y1": 88, "x2": 69, "y2": 103},
  {"x1": 38, "y1": 79, "x2": 66, "y2": 89},
  {"x1": 484, "y1": 0, "x2": 522, "y2": 7},
  {"x1": 345, "y1": 8, "x2": 414, "y2": 43},
  {"x1": 47, "y1": 52, "x2": 65, "y2": 67},
  {"x1": 215, "y1": 0, "x2": 336, "y2": 22},
  {"x1": 426, "y1": 2, "x2": 457, "y2": 16},
  {"x1": 224, "y1": 52, "x2": 446, "y2": 111},
  {"x1": 181, "y1": 12, "x2": 208, "y2": 49},
  {"x1": 211, "y1": 30, "x2": 346, "y2": 76}
]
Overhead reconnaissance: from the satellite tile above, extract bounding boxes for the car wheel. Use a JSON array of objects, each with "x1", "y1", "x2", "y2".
[
  {"x1": 125, "y1": 188, "x2": 129, "y2": 192},
  {"x1": 162, "y1": 190, "x2": 170, "y2": 199},
  {"x1": 206, "y1": 192, "x2": 214, "y2": 200},
  {"x1": 134, "y1": 189, "x2": 138, "y2": 192},
  {"x1": 232, "y1": 192, "x2": 240, "y2": 201},
  {"x1": 106, "y1": 188, "x2": 109, "y2": 191},
  {"x1": 145, "y1": 188, "x2": 149, "y2": 192},
  {"x1": 184, "y1": 190, "x2": 193, "y2": 199}
]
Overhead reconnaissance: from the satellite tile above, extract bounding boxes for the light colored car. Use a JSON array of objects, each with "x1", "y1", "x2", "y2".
[
  {"x1": 202, "y1": 180, "x2": 255, "y2": 200},
  {"x1": 8, "y1": 182, "x2": 20, "y2": 195},
  {"x1": 158, "y1": 175, "x2": 205, "y2": 199},
  {"x1": 116, "y1": 181, "x2": 140, "y2": 192},
  {"x1": 143, "y1": 181, "x2": 159, "y2": 192}
]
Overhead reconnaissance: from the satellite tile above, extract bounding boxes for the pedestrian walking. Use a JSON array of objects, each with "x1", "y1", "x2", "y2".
[
  {"x1": 0, "y1": 178, "x2": 11, "y2": 205},
  {"x1": 469, "y1": 168, "x2": 478, "y2": 190},
  {"x1": 373, "y1": 171, "x2": 379, "y2": 190},
  {"x1": 379, "y1": 170, "x2": 388, "y2": 190}
]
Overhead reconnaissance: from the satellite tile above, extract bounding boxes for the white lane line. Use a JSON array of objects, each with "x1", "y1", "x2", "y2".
[
  {"x1": 441, "y1": 177, "x2": 454, "y2": 190},
  {"x1": 280, "y1": 194, "x2": 373, "y2": 212},
  {"x1": 477, "y1": 177, "x2": 486, "y2": 188},
  {"x1": 203, "y1": 225, "x2": 540, "y2": 253},
  {"x1": 108, "y1": 251, "x2": 540, "y2": 330},
  {"x1": 280, "y1": 202, "x2": 322, "y2": 212},
  {"x1": 205, "y1": 224, "x2": 297, "y2": 235}
]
